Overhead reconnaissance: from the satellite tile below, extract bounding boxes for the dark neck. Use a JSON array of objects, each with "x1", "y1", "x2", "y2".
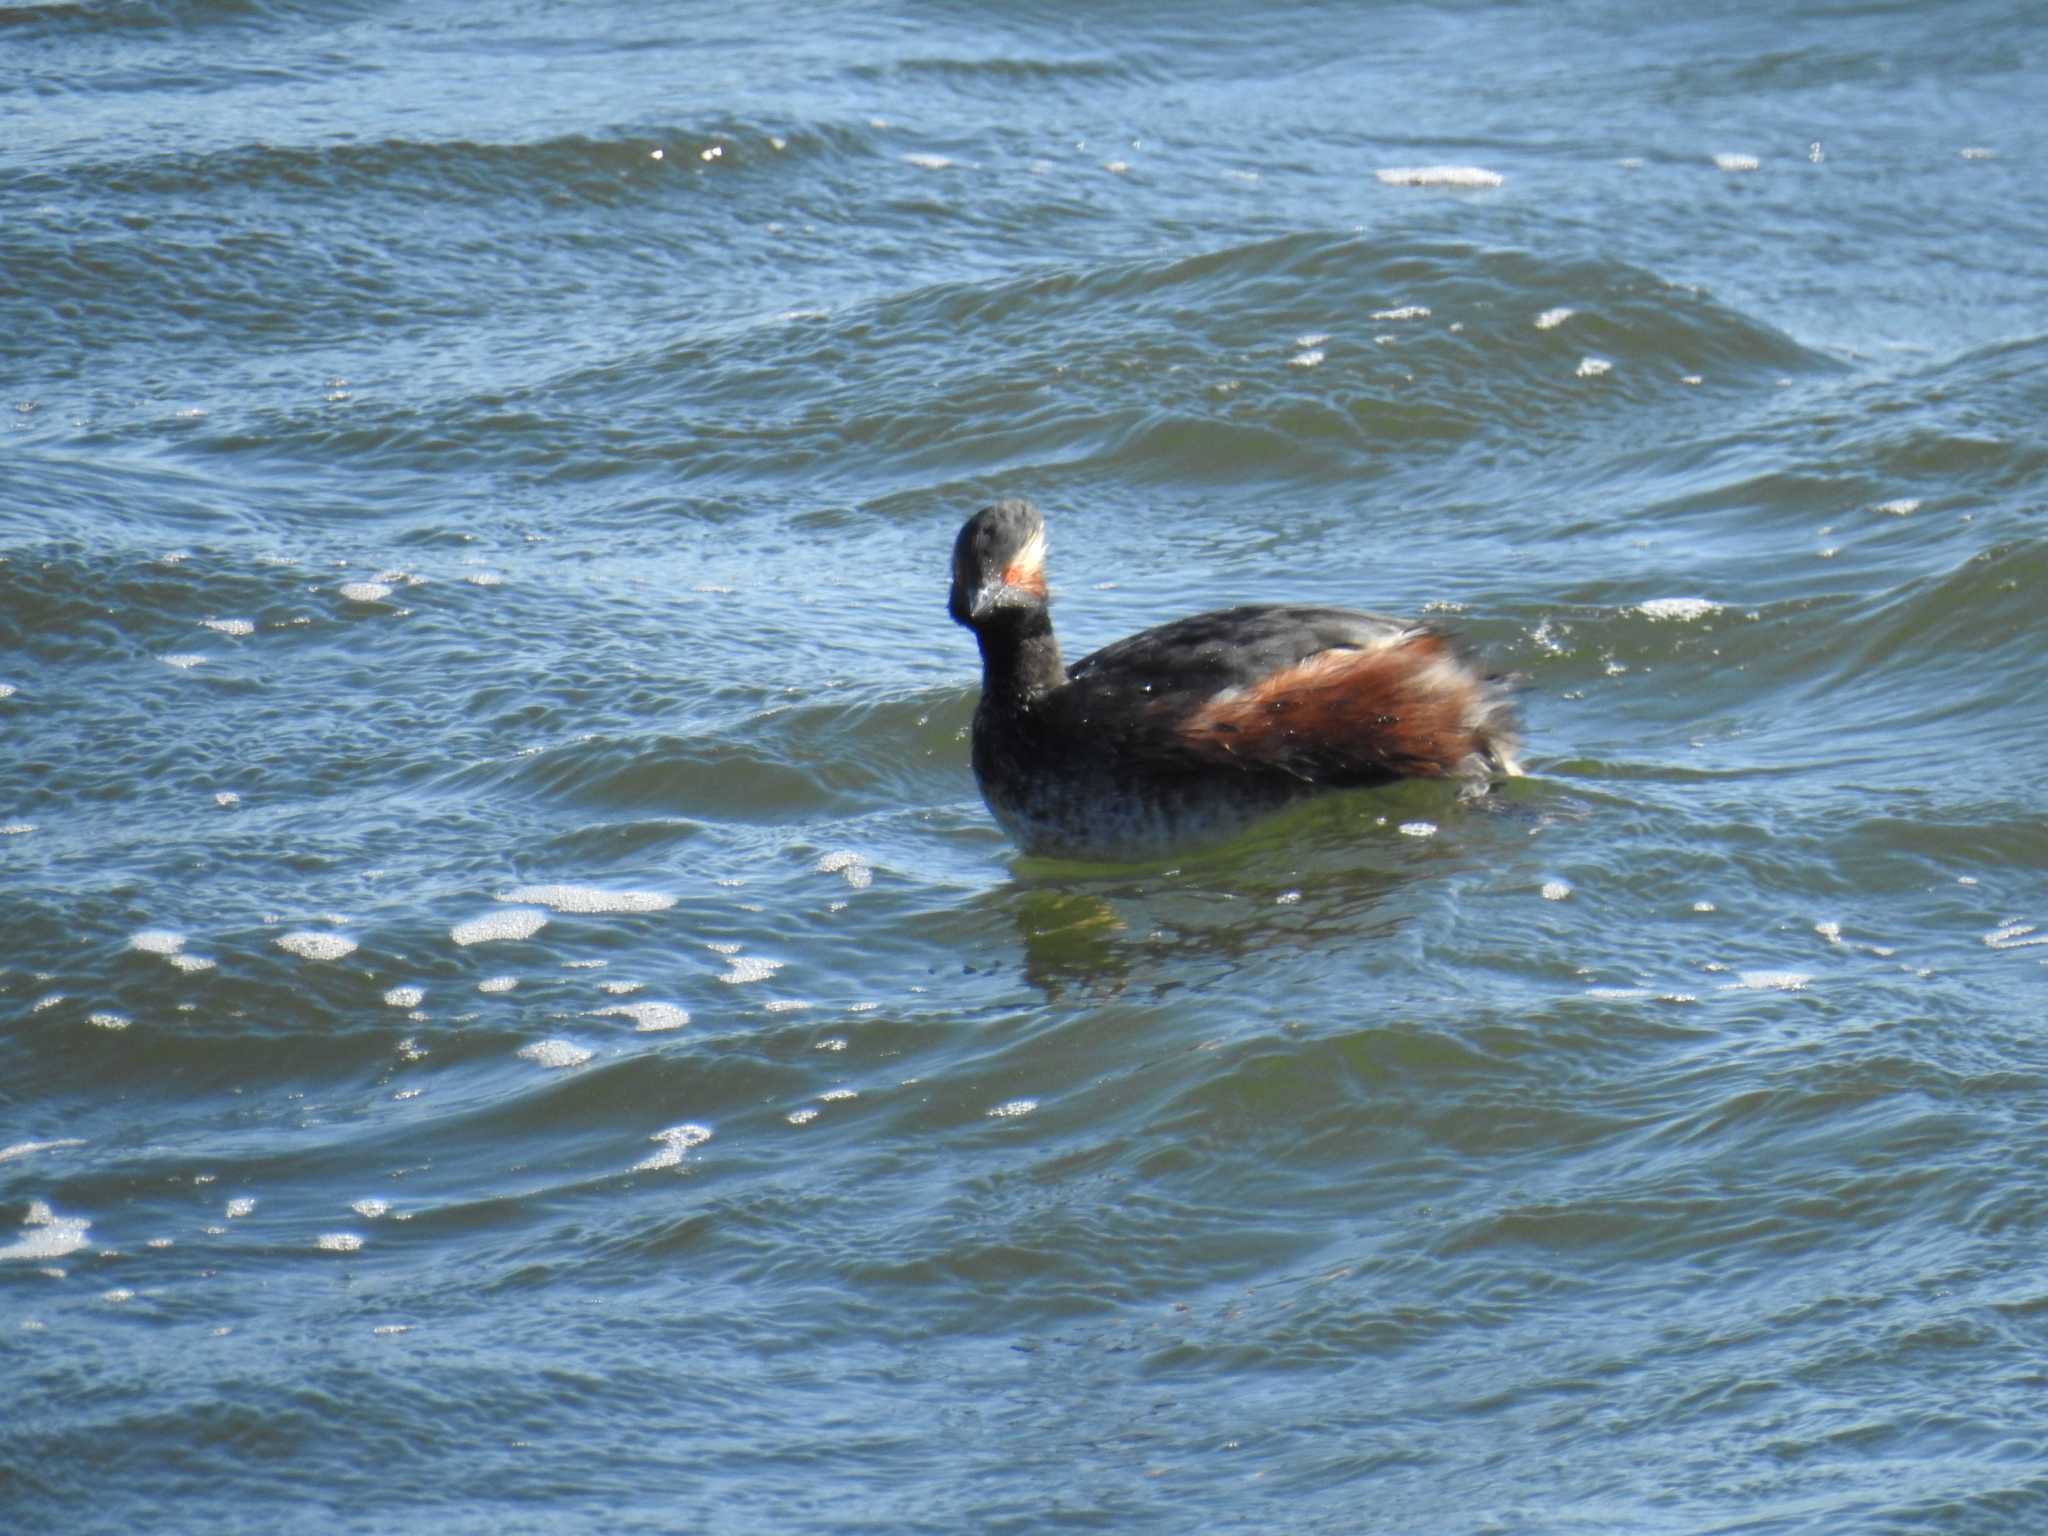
[{"x1": 975, "y1": 607, "x2": 1065, "y2": 705}]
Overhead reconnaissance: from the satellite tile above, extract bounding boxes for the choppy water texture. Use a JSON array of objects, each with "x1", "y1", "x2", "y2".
[{"x1": 5, "y1": 2, "x2": 2047, "y2": 1531}]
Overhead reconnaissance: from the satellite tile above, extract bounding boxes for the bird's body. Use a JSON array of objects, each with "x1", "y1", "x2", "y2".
[{"x1": 949, "y1": 500, "x2": 1520, "y2": 859}]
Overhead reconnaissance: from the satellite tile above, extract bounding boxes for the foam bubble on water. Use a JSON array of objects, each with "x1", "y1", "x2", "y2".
[
  {"x1": 147, "y1": 1237, "x2": 173, "y2": 1249},
  {"x1": 1398, "y1": 821, "x2": 1437, "y2": 838},
  {"x1": 1541, "y1": 880, "x2": 1572, "y2": 901},
  {"x1": 0, "y1": 682, "x2": 15, "y2": 698},
  {"x1": 316, "y1": 1233, "x2": 363, "y2": 1253},
  {"x1": 816, "y1": 1037, "x2": 849, "y2": 1052},
  {"x1": 451, "y1": 908, "x2": 548, "y2": 946},
  {"x1": 718, "y1": 955, "x2": 784, "y2": 984},
  {"x1": 517, "y1": 1039, "x2": 592, "y2": 1069},
  {"x1": 815, "y1": 851, "x2": 873, "y2": 889},
  {"x1": 1375, "y1": 165, "x2": 1503, "y2": 188},
  {"x1": 87, "y1": 1012, "x2": 130, "y2": 1031},
  {"x1": 1730, "y1": 971, "x2": 1812, "y2": 991},
  {"x1": 1276, "y1": 890, "x2": 1302, "y2": 905},
  {"x1": 1877, "y1": 498, "x2": 1922, "y2": 516},
  {"x1": 382, "y1": 985, "x2": 424, "y2": 1008},
  {"x1": 762, "y1": 999, "x2": 810, "y2": 1014},
  {"x1": 338, "y1": 581, "x2": 393, "y2": 603},
  {"x1": 498, "y1": 884, "x2": 674, "y2": 915},
  {"x1": 1535, "y1": 307, "x2": 1575, "y2": 330},
  {"x1": 1985, "y1": 923, "x2": 2046, "y2": 951},
  {"x1": 1575, "y1": 356, "x2": 1613, "y2": 378},
  {"x1": 563, "y1": 958, "x2": 608, "y2": 969},
  {"x1": 276, "y1": 930, "x2": 357, "y2": 961},
  {"x1": 1959, "y1": 146, "x2": 1996, "y2": 160},
  {"x1": 902, "y1": 152, "x2": 954, "y2": 170},
  {"x1": 226, "y1": 1197, "x2": 256, "y2": 1218},
  {"x1": 787, "y1": 1107, "x2": 819, "y2": 1126},
  {"x1": 351, "y1": 1199, "x2": 390, "y2": 1219},
  {"x1": 214, "y1": 791, "x2": 241, "y2": 809},
  {"x1": 1371, "y1": 305, "x2": 1430, "y2": 321},
  {"x1": 200, "y1": 618, "x2": 254, "y2": 637},
  {"x1": 1681, "y1": 374, "x2": 1704, "y2": 386},
  {"x1": 1288, "y1": 349, "x2": 1325, "y2": 368},
  {"x1": 476, "y1": 975, "x2": 518, "y2": 994},
  {"x1": 1, "y1": 821, "x2": 34, "y2": 835},
  {"x1": 987, "y1": 1099, "x2": 1038, "y2": 1119},
  {"x1": 635, "y1": 1123, "x2": 711, "y2": 1171},
  {"x1": 465, "y1": 571, "x2": 504, "y2": 587},
  {"x1": 599, "y1": 979, "x2": 643, "y2": 996},
  {"x1": 0, "y1": 1138, "x2": 85, "y2": 1166},
  {"x1": 373, "y1": 1323, "x2": 411, "y2": 1336},
  {"x1": 31, "y1": 993, "x2": 65, "y2": 1013},
  {"x1": 102, "y1": 1288, "x2": 135, "y2": 1304},
  {"x1": 0, "y1": 1200, "x2": 92, "y2": 1263},
  {"x1": 1713, "y1": 152, "x2": 1760, "y2": 172},
  {"x1": 159, "y1": 653, "x2": 209, "y2": 670},
  {"x1": 1815, "y1": 921, "x2": 1843, "y2": 945},
  {"x1": 129, "y1": 929, "x2": 186, "y2": 956},
  {"x1": 1638, "y1": 597, "x2": 1719, "y2": 621},
  {"x1": 590, "y1": 1001, "x2": 689, "y2": 1032}
]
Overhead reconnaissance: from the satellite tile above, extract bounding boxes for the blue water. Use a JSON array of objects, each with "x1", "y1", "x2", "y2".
[{"x1": 5, "y1": 2, "x2": 2047, "y2": 1531}]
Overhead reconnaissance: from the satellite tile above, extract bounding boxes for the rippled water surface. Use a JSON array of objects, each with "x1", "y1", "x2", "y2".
[{"x1": 5, "y1": 2, "x2": 2047, "y2": 1530}]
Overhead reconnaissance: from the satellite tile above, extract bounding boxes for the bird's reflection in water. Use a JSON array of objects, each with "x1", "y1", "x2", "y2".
[{"x1": 997, "y1": 790, "x2": 1448, "y2": 1001}]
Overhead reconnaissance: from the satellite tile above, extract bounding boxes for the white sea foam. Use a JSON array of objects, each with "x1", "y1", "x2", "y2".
[
  {"x1": 1535, "y1": 307, "x2": 1575, "y2": 330},
  {"x1": 815, "y1": 851, "x2": 873, "y2": 890},
  {"x1": 902, "y1": 152, "x2": 954, "y2": 170},
  {"x1": 718, "y1": 955, "x2": 784, "y2": 984},
  {"x1": 382, "y1": 985, "x2": 424, "y2": 1008},
  {"x1": 1713, "y1": 152, "x2": 1760, "y2": 172},
  {"x1": 338, "y1": 581, "x2": 393, "y2": 603},
  {"x1": 351, "y1": 1198, "x2": 391, "y2": 1219},
  {"x1": 1541, "y1": 881, "x2": 1572, "y2": 901},
  {"x1": 0, "y1": 1139, "x2": 85, "y2": 1165},
  {"x1": 225, "y1": 1197, "x2": 256, "y2": 1218},
  {"x1": 498, "y1": 884, "x2": 674, "y2": 914},
  {"x1": 1288, "y1": 349, "x2": 1325, "y2": 368},
  {"x1": 1575, "y1": 356, "x2": 1613, "y2": 378},
  {"x1": 277, "y1": 930, "x2": 357, "y2": 961},
  {"x1": 517, "y1": 1039, "x2": 592, "y2": 1069},
  {"x1": 1375, "y1": 165, "x2": 1503, "y2": 188},
  {"x1": 476, "y1": 976, "x2": 518, "y2": 994},
  {"x1": 987, "y1": 1099, "x2": 1038, "y2": 1119},
  {"x1": 1371, "y1": 305, "x2": 1430, "y2": 321},
  {"x1": 1398, "y1": 821, "x2": 1438, "y2": 838},
  {"x1": 1638, "y1": 597, "x2": 1719, "y2": 621},
  {"x1": 1730, "y1": 971, "x2": 1812, "y2": 991},
  {"x1": 590, "y1": 1001, "x2": 689, "y2": 1032},
  {"x1": 450, "y1": 908, "x2": 548, "y2": 946},
  {"x1": 1, "y1": 821, "x2": 34, "y2": 835},
  {"x1": 1877, "y1": 498, "x2": 1922, "y2": 516},
  {"x1": 129, "y1": 929, "x2": 186, "y2": 956},
  {"x1": 159, "y1": 653, "x2": 209, "y2": 670},
  {"x1": 635, "y1": 1123, "x2": 712, "y2": 1171},
  {"x1": 87, "y1": 1012, "x2": 130, "y2": 1031},
  {"x1": 316, "y1": 1233, "x2": 364, "y2": 1253},
  {"x1": 200, "y1": 618, "x2": 255, "y2": 637},
  {"x1": 787, "y1": 1107, "x2": 819, "y2": 1126}
]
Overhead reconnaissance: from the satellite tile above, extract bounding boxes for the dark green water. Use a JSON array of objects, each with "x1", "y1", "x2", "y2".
[{"x1": 5, "y1": 2, "x2": 2047, "y2": 1530}]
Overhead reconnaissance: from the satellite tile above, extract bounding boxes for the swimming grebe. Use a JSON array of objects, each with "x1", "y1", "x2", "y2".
[{"x1": 948, "y1": 499, "x2": 1520, "y2": 858}]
